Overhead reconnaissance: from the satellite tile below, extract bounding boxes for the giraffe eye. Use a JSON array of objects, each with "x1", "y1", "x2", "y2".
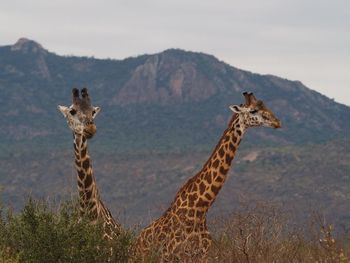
[
  {"x1": 250, "y1": 109, "x2": 258, "y2": 114},
  {"x1": 70, "y1": 109, "x2": 77, "y2": 115}
]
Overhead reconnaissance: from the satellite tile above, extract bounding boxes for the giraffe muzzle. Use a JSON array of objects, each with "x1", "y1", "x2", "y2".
[
  {"x1": 273, "y1": 120, "x2": 282, "y2": 129},
  {"x1": 84, "y1": 124, "x2": 97, "y2": 139}
]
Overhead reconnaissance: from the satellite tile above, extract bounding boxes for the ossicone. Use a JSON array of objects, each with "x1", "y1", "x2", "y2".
[{"x1": 243, "y1": 91, "x2": 257, "y2": 106}]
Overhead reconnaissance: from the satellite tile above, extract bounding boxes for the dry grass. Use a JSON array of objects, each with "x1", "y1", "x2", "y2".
[{"x1": 208, "y1": 202, "x2": 349, "y2": 263}]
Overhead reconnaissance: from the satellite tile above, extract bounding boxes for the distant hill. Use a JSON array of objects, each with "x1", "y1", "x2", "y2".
[
  {"x1": 1, "y1": 38, "x2": 350, "y2": 147},
  {"x1": 0, "y1": 38, "x2": 349, "y2": 229}
]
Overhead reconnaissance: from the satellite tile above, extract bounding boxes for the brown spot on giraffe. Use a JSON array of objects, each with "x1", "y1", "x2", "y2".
[
  {"x1": 225, "y1": 153, "x2": 234, "y2": 165},
  {"x1": 84, "y1": 173, "x2": 93, "y2": 188},
  {"x1": 219, "y1": 166, "x2": 229, "y2": 175},
  {"x1": 204, "y1": 172, "x2": 212, "y2": 184},
  {"x1": 224, "y1": 135, "x2": 230, "y2": 142},
  {"x1": 218, "y1": 147, "x2": 225, "y2": 158},
  {"x1": 81, "y1": 148, "x2": 87, "y2": 158},
  {"x1": 77, "y1": 170, "x2": 85, "y2": 180},
  {"x1": 199, "y1": 182, "x2": 206, "y2": 195},
  {"x1": 212, "y1": 159, "x2": 220, "y2": 169},
  {"x1": 197, "y1": 198, "x2": 209, "y2": 208},
  {"x1": 82, "y1": 159, "x2": 90, "y2": 170},
  {"x1": 131, "y1": 92, "x2": 281, "y2": 262},
  {"x1": 204, "y1": 193, "x2": 212, "y2": 200},
  {"x1": 188, "y1": 193, "x2": 198, "y2": 207},
  {"x1": 211, "y1": 185, "x2": 220, "y2": 195},
  {"x1": 215, "y1": 175, "x2": 224, "y2": 183},
  {"x1": 232, "y1": 136, "x2": 237, "y2": 143}
]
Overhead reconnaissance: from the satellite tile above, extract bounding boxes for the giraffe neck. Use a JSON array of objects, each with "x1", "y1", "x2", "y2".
[
  {"x1": 73, "y1": 133, "x2": 122, "y2": 239},
  {"x1": 73, "y1": 133, "x2": 100, "y2": 219},
  {"x1": 170, "y1": 113, "x2": 246, "y2": 221}
]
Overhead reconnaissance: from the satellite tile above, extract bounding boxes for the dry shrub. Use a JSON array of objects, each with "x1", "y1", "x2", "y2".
[
  {"x1": 208, "y1": 202, "x2": 349, "y2": 263},
  {"x1": 308, "y1": 213, "x2": 348, "y2": 263}
]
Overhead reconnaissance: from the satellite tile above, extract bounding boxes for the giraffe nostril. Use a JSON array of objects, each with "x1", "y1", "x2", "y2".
[{"x1": 85, "y1": 132, "x2": 94, "y2": 139}]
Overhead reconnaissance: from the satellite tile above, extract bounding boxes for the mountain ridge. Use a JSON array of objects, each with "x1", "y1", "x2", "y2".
[
  {"x1": 1, "y1": 38, "x2": 350, "y2": 146},
  {"x1": 0, "y1": 38, "x2": 331, "y2": 103}
]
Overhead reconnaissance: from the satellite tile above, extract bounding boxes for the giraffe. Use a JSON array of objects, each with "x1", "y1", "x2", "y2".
[
  {"x1": 132, "y1": 92, "x2": 281, "y2": 262},
  {"x1": 58, "y1": 88, "x2": 122, "y2": 240}
]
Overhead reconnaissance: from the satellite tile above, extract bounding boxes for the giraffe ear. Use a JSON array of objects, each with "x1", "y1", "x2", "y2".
[
  {"x1": 229, "y1": 105, "x2": 243, "y2": 113},
  {"x1": 92, "y1": 106, "x2": 101, "y2": 119},
  {"x1": 58, "y1": 105, "x2": 70, "y2": 117}
]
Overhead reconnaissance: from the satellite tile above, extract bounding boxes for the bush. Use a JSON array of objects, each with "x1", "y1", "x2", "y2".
[{"x1": 0, "y1": 198, "x2": 133, "y2": 263}]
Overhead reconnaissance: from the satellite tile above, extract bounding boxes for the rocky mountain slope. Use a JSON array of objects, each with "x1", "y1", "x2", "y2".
[
  {"x1": 0, "y1": 38, "x2": 349, "y2": 229},
  {"x1": 1, "y1": 38, "x2": 349, "y2": 147}
]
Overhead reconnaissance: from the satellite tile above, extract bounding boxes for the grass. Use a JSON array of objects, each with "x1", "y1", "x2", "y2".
[{"x1": 0, "y1": 198, "x2": 349, "y2": 262}]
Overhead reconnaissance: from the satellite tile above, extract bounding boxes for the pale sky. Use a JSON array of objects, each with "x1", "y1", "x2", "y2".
[{"x1": 1, "y1": 0, "x2": 349, "y2": 105}]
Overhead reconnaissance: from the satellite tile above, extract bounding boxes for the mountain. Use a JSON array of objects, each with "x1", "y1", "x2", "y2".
[
  {"x1": 0, "y1": 38, "x2": 349, "y2": 229},
  {"x1": 1, "y1": 38, "x2": 350, "y2": 147}
]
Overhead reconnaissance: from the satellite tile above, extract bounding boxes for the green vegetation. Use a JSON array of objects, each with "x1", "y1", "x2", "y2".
[
  {"x1": 0, "y1": 198, "x2": 133, "y2": 263},
  {"x1": 0, "y1": 198, "x2": 349, "y2": 262}
]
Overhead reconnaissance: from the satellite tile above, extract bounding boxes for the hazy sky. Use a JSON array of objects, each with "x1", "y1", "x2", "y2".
[{"x1": 1, "y1": 0, "x2": 349, "y2": 105}]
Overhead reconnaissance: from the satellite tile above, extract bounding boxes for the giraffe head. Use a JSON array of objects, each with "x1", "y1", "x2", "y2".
[
  {"x1": 58, "y1": 88, "x2": 100, "y2": 139},
  {"x1": 229, "y1": 92, "x2": 281, "y2": 129}
]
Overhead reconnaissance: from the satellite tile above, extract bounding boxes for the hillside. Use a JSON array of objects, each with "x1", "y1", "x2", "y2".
[
  {"x1": 0, "y1": 38, "x2": 349, "y2": 229},
  {"x1": 1, "y1": 38, "x2": 350, "y2": 147}
]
